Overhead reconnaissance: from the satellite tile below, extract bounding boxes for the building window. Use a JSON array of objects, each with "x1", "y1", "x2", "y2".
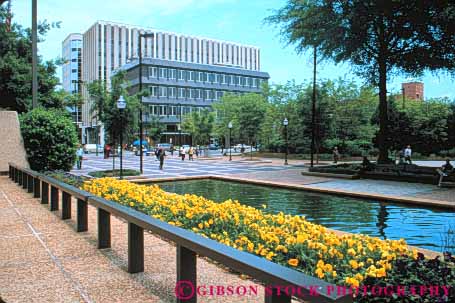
[
  {"x1": 201, "y1": 72, "x2": 207, "y2": 82},
  {"x1": 209, "y1": 90, "x2": 215, "y2": 100},
  {"x1": 149, "y1": 86, "x2": 158, "y2": 97},
  {"x1": 196, "y1": 89, "x2": 202, "y2": 99},
  {"x1": 205, "y1": 90, "x2": 210, "y2": 100},
  {"x1": 209, "y1": 73, "x2": 215, "y2": 83},
  {"x1": 159, "y1": 86, "x2": 167, "y2": 97},
  {"x1": 178, "y1": 70, "x2": 186, "y2": 80},
  {"x1": 252, "y1": 78, "x2": 257, "y2": 88},
  {"x1": 168, "y1": 87, "x2": 176, "y2": 98},
  {"x1": 188, "y1": 71, "x2": 195, "y2": 81},
  {"x1": 216, "y1": 74, "x2": 222, "y2": 84},
  {"x1": 216, "y1": 91, "x2": 224, "y2": 100},
  {"x1": 169, "y1": 69, "x2": 177, "y2": 80},
  {"x1": 159, "y1": 68, "x2": 167, "y2": 79},
  {"x1": 149, "y1": 67, "x2": 157, "y2": 78},
  {"x1": 225, "y1": 75, "x2": 231, "y2": 85},
  {"x1": 178, "y1": 87, "x2": 186, "y2": 99},
  {"x1": 194, "y1": 71, "x2": 200, "y2": 82}
]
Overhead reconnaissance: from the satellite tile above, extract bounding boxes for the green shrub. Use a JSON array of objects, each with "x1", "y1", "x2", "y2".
[
  {"x1": 20, "y1": 108, "x2": 78, "y2": 172},
  {"x1": 88, "y1": 169, "x2": 141, "y2": 178}
]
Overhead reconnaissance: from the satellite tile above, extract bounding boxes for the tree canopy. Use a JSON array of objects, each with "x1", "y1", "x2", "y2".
[
  {"x1": 0, "y1": 5, "x2": 63, "y2": 112},
  {"x1": 87, "y1": 71, "x2": 139, "y2": 144},
  {"x1": 266, "y1": 0, "x2": 455, "y2": 163}
]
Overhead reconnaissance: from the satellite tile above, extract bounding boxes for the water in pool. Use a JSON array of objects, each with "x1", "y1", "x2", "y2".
[{"x1": 155, "y1": 179, "x2": 455, "y2": 252}]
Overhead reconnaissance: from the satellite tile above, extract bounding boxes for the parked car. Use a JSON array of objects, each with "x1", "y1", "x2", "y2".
[
  {"x1": 208, "y1": 143, "x2": 219, "y2": 150},
  {"x1": 156, "y1": 143, "x2": 173, "y2": 151},
  {"x1": 84, "y1": 144, "x2": 103, "y2": 153}
]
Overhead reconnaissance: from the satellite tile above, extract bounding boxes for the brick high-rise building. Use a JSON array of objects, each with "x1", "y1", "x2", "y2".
[{"x1": 402, "y1": 82, "x2": 424, "y2": 101}]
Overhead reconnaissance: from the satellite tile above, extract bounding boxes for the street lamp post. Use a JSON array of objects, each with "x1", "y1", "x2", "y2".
[
  {"x1": 228, "y1": 121, "x2": 233, "y2": 161},
  {"x1": 283, "y1": 118, "x2": 289, "y2": 165},
  {"x1": 177, "y1": 124, "x2": 182, "y2": 147},
  {"x1": 138, "y1": 32, "x2": 154, "y2": 175},
  {"x1": 117, "y1": 96, "x2": 126, "y2": 179}
]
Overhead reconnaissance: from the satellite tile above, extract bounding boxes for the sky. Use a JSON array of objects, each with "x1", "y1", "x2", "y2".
[{"x1": 10, "y1": 0, "x2": 455, "y2": 100}]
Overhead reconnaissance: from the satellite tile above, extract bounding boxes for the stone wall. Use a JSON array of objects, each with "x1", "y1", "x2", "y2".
[{"x1": 0, "y1": 111, "x2": 29, "y2": 172}]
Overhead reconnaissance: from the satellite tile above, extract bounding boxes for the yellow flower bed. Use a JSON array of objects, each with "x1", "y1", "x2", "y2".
[{"x1": 83, "y1": 178, "x2": 414, "y2": 287}]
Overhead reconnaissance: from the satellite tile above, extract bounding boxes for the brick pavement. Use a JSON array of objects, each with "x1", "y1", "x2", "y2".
[{"x1": 0, "y1": 176, "x2": 289, "y2": 303}]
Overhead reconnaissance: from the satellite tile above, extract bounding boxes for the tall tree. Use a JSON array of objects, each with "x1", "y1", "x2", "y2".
[
  {"x1": 266, "y1": 0, "x2": 455, "y2": 163},
  {"x1": 182, "y1": 110, "x2": 215, "y2": 146},
  {"x1": 0, "y1": 5, "x2": 62, "y2": 112},
  {"x1": 87, "y1": 71, "x2": 139, "y2": 144}
]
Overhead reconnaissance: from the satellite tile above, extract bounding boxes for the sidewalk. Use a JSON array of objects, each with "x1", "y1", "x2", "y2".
[{"x1": 0, "y1": 176, "x2": 283, "y2": 303}]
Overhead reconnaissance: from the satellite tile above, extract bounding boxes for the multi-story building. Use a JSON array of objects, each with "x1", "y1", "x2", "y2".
[
  {"x1": 118, "y1": 58, "x2": 269, "y2": 144},
  {"x1": 62, "y1": 33, "x2": 82, "y2": 128},
  {"x1": 402, "y1": 82, "x2": 424, "y2": 101},
  {"x1": 79, "y1": 20, "x2": 268, "y2": 144}
]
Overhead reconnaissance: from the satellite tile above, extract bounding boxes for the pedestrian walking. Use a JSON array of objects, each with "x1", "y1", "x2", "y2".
[
  {"x1": 404, "y1": 145, "x2": 412, "y2": 164},
  {"x1": 333, "y1": 146, "x2": 340, "y2": 164},
  {"x1": 189, "y1": 146, "x2": 194, "y2": 161},
  {"x1": 159, "y1": 148, "x2": 166, "y2": 170},
  {"x1": 76, "y1": 145, "x2": 84, "y2": 169},
  {"x1": 180, "y1": 146, "x2": 185, "y2": 161},
  {"x1": 170, "y1": 145, "x2": 174, "y2": 156}
]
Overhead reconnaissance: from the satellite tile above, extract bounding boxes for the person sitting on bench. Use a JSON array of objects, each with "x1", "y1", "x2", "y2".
[{"x1": 437, "y1": 159, "x2": 454, "y2": 187}]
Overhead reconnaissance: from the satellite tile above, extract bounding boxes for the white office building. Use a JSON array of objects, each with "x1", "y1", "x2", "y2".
[
  {"x1": 62, "y1": 33, "x2": 82, "y2": 125},
  {"x1": 79, "y1": 20, "x2": 265, "y2": 144}
]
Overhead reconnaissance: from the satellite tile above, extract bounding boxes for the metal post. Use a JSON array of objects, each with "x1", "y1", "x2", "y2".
[
  {"x1": 27, "y1": 175, "x2": 34, "y2": 193},
  {"x1": 176, "y1": 245, "x2": 197, "y2": 303},
  {"x1": 128, "y1": 222, "x2": 144, "y2": 273},
  {"x1": 229, "y1": 128, "x2": 232, "y2": 161},
  {"x1": 97, "y1": 208, "x2": 111, "y2": 249},
  {"x1": 77, "y1": 199, "x2": 88, "y2": 232},
  {"x1": 18, "y1": 170, "x2": 23, "y2": 186},
  {"x1": 139, "y1": 35, "x2": 144, "y2": 175},
  {"x1": 22, "y1": 172, "x2": 27, "y2": 189},
  {"x1": 311, "y1": 45, "x2": 317, "y2": 168},
  {"x1": 32, "y1": 0, "x2": 38, "y2": 108},
  {"x1": 120, "y1": 115, "x2": 123, "y2": 180},
  {"x1": 33, "y1": 177, "x2": 40, "y2": 198},
  {"x1": 62, "y1": 192, "x2": 71, "y2": 220},
  {"x1": 50, "y1": 186, "x2": 59, "y2": 211},
  {"x1": 41, "y1": 181, "x2": 49, "y2": 204},
  {"x1": 284, "y1": 125, "x2": 288, "y2": 165}
]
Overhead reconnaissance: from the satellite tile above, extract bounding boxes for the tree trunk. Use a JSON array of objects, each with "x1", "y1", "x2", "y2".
[{"x1": 377, "y1": 56, "x2": 390, "y2": 164}]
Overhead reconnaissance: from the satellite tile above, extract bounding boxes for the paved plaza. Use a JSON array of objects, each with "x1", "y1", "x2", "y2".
[
  {"x1": 72, "y1": 153, "x2": 455, "y2": 205},
  {"x1": 0, "y1": 176, "x2": 289, "y2": 303}
]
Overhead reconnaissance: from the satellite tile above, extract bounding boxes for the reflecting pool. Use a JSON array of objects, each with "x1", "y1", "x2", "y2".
[{"x1": 156, "y1": 179, "x2": 455, "y2": 252}]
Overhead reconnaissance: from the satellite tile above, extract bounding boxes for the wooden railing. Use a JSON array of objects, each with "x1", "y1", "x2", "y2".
[{"x1": 8, "y1": 163, "x2": 352, "y2": 303}]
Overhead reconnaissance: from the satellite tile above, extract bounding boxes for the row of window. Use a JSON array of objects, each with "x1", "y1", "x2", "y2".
[
  {"x1": 146, "y1": 105, "x2": 209, "y2": 117},
  {"x1": 148, "y1": 67, "x2": 264, "y2": 88},
  {"x1": 149, "y1": 86, "x2": 247, "y2": 101}
]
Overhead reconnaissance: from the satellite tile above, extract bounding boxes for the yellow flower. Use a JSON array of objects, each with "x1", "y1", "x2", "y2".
[
  {"x1": 315, "y1": 268, "x2": 324, "y2": 279},
  {"x1": 349, "y1": 260, "x2": 359, "y2": 270},
  {"x1": 288, "y1": 259, "x2": 299, "y2": 267},
  {"x1": 198, "y1": 223, "x2": 204, "y2": 229}
]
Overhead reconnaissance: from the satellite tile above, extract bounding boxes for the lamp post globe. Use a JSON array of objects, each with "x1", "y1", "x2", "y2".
[
  {"x1": 117, "y1": 96, "x2": 126, "y2": 179},
  {"x1": 228, "y1": 122, "x2": 233, "y2": 161},
  {"x1": 283, "y1": 118, "x2": 288, "y2": 165}
]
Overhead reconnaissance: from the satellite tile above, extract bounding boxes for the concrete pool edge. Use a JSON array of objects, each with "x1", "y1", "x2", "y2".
[
  {"x1": 129, "y1": 175, "x2": 445, "y2": 258},
  {"x1": 130, "y1": 175, "x2": 454, "y2": 210}
]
